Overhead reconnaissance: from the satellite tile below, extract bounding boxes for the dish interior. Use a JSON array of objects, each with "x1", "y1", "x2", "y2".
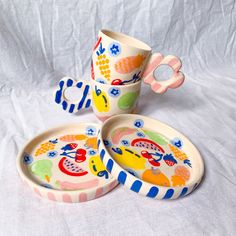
[
  {"x1": 102, "y1": 116, "x2": 202, "y2": 188},
  {"x1": 20, "y1": 124, "x2": 114, "y2": 191}
]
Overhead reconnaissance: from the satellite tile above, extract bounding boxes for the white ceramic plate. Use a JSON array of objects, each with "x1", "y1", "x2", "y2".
[
  {"x1": 17, "y1": 123, "x2": 118, "y2": 203},
  {"x1": 98, "y1": 114, "x2": 204, "y2": 200}
]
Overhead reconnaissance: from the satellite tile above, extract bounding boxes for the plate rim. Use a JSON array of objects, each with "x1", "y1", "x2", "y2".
[
  {"x1": 16, "y1": 122, "x2": 118, "y2": 201},
  {"x1": 98, "y1": 114, "x2": 204, "y2": 199}
]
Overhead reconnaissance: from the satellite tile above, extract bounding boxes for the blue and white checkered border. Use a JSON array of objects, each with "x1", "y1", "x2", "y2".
[
  {"x1": 97, "y1": 136, "x2": 201, "y2": 200},
  {"x1": 55, "y1": 77, "x2": 91, "y2": 113}
]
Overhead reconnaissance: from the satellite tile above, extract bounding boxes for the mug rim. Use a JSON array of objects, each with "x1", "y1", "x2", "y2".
[
  {"x1": 100, "y1": 29, "x2": 152, "y2": 52},
  {"x1": 90, "y1": 78, "x2": 142, "y2": 88}
]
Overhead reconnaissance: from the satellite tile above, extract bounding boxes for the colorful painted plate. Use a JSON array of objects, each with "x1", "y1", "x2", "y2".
[
  {"x1": 98, "y1": 114, "x2": 204, "y2": 200},
  {"x1": 17, "y1": 123, "x2": 118, "y2": 203}
]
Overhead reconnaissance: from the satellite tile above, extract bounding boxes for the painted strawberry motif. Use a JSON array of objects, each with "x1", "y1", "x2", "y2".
[
  {"x1": 163, "y1": 154, "x2": 177, "y2": 166},
  {"x1": 61, "y1": 143, "x2": 78, "y2": 151}
]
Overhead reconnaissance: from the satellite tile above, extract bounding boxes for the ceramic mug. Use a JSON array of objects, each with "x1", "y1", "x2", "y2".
[
  {"x1": 90, "y1": 79, "x2": 141, "y2": 121},
  {"x1": 92, "y1": 30, "x2": 184, "y2": 93},
  {"x1": 55, "y1": 77, "x2": 141, "y2": 121}
]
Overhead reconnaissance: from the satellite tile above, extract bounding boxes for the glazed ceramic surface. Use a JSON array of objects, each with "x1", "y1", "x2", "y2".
[
  {"x1": 17, "y1": 123, "x2": 118, "y2": 203},
  {"x1": 92, "y1": 30, "x2": 184, "y2": 93},
  {"x1": 98, "y1": 114, "x2": 204, "y2": 200},
  {"x1": 90, "y1": 79, "x2": 141, "y2": 121},
  {"x1": 55, "y1": 77, "x2": 91, "y2": 113},
  {"x1": 55, "y1": 77, "x2": 141, "y2": 121},
  {"x1": 92, "y1": 30, "x2": 150, "y2": 85}
]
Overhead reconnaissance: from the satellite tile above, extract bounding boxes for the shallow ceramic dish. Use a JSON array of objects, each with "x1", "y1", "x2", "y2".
[
  {"x1": 17, "y1": 123, "x2": 118, "y2": 203},
  {"x1": 98, "y1": 114, "x2": 204, "y2": 200}
]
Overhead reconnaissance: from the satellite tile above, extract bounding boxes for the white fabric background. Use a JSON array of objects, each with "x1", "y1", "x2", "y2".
[{"x1": 0, "y1": 0, "x2": 236, "y2": 235}]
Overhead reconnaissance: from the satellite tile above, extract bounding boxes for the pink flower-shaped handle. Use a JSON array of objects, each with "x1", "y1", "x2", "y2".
[{"x1": 142, "y1": 53, "x2": 185, "y2": 94}]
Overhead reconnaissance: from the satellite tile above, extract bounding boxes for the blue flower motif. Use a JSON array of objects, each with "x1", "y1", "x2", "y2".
[
  {"x1": 108, "y1": 87, "x2": 121, "y2": 97},
  {"x1": 121, "y1": 140, "x2": 130, "y2": 146},
  {"x1": 103, "y1": 140, "x2": 111, "y2": 147},
  {"x1": 23, "y1": 153, "x2": 33, "y2": 165},
  {"x1": 137, "y1": 132, "x2": 145, "y2": 137},
  {"x1": 47, "y1": 151, "x2": 58, "y2": 158},
  {"x1": 171, "y1": 138, "x2": 183, "y2": 148},
  {"x1": 134, "y1": 119, "x2": 144, "y2": 128},
  {"x1": 86, "y1": 126, "x2": 96, "y2": 136},
  {"x1": 88, "y1": 149, "x2": 97, "y2": 155},
  {"x1": 108, "y1": 42, "x2": 121, "y2": 56}
]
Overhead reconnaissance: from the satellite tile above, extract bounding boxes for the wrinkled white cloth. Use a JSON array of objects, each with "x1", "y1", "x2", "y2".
[{"x1": 0, "y1": 0, "x2": 236, "y2": 235}]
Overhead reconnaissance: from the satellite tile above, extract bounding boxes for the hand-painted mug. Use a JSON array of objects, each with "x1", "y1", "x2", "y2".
[
  {"x1": 90, "y1": 79, "x2": 141, "y2": 121},
  {"x1": 55, "y1": 77, "x2": 141, "y2": 121},
  {"x1": 92, "y1": 30, "x2": 184, "y2": 93}
]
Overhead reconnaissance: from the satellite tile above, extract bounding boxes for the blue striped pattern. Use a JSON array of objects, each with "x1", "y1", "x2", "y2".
[
  {"x1": 106, "y1": 159, "x2": 114, "y2": 172},
  {"x1": 85, "y1": 99, "x2": 91, "y2": 108},
  {"x1": 147, "y1": 187, "x2": 159, "y2": 198},
  {"x1": 62, "y1": 100, "x2": 68, "y2": 110},
  {"x1": 179, "y1": 187, "x2": 188, "y2": 197},
  {"x1": 69, "y1": 104, "x2": 75, "y2": 113},
  {"x1": 76, "y1": 82, "x2": 83, "y2": 88},
  {"x1": 100, "y1": 149, "x2": 105, "y2": 161},
  {"x1": 118, "y1": 171, "x2": 127, "y2": 185},
  {"x1": 163, "y1": 189, "x2": 174, "y2": 199},
  {"x1": 55, "y1": 80, "x2": 64, "y2": 104},
  {"x1": 130, "y1": 180, "x2": 142, "y2": 193},
  {"x1": 55, "y1": 77, "x2": 91, "y2": 113},
  {"x1": 97, "y1": 137, "x2": 197, "y2": 200},
  {"x1": 97, "y1": 139, "x2": 101, "y2": 148},
  {"x1": 78, "y1": 84, "x2": 90, "y2": 110},
  {"x1": 67, "y1": 79, "x2": 73, "y2": 87}
]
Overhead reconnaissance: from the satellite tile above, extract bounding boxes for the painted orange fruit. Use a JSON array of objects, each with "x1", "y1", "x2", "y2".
[
  {"x1": 175, "y1": 166, "x2": 190, "y2": 181},
  {"x1": 171, "y1": 166, "x2": 190, "y2": 187},
  {"x1": 171, "y1": 175, "x2": 186, "y2": 187},
  {"x1": 142, "y1": 168, "x2": 170, "y2": 187},
  {"x1": 115, "y1": 54, "x2": 146, "y2": 74}
]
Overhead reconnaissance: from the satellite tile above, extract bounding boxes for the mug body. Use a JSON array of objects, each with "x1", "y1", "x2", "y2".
[
  {"x1": 90, "y1": 79, "x2": 141, "y2": 121},
  {"x1": 92, "y1": 30, "x2": 151, "y2": 85}
]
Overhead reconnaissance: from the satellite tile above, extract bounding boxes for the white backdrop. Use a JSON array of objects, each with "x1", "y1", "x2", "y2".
[{"x1": 0, "y1": 0, "x2": 236, "y2": 235}]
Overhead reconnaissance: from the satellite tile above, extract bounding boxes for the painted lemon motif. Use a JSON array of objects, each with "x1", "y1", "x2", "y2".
[
  {"x1": 89, "y1": 155, "x2": 109, "y2": 179},
  {"x1": 112, "y1": 146, "x2": 145, "y2": 170},
  {"x1": 92, "y1": 86, "x2": 110, "y2": 112}
]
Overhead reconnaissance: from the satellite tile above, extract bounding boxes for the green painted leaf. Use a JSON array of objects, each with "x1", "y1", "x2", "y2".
[{"x1": 143, "y1": 129, "x2": 168, "y2": 145}]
